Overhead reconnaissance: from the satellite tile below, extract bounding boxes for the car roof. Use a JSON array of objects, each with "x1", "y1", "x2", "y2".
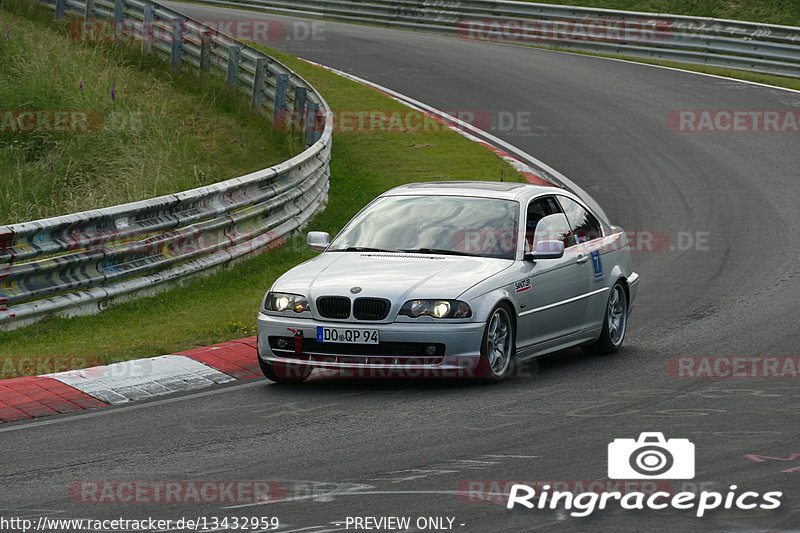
[{"x1": 383, "y1": 181, "x2": 563, "y2": 201}]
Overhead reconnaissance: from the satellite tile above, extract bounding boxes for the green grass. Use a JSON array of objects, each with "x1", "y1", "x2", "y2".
[
  {"x1": 520, "y1": 0, "x2": 800, "y2": 27},
  {"x1": 0, "y1": 23, "x2": 521, "y2": 373},
  {"x1": 0, "y1": 1, "x2": 301, "y2": 223}
]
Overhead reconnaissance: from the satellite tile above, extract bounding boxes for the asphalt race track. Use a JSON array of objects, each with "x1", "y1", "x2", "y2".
[{"x1": 2, "y1": 3, "x2": 799, "y2": 531}]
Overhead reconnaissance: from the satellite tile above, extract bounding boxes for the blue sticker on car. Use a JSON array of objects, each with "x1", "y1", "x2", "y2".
[
  {"x1": 316, "y1": 326, "x2": 324, "y2": 342},
  {"x1": 591, "y1": 250, "x2": 603, "y2": 278}
]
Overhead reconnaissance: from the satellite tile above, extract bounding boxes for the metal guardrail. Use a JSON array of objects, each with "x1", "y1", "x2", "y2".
[
  {"x1": 193, "y1": 0, "x2": 800, "y2": 78},
  {"x1": 0, "y1": 0, "x2": 333, "y2": 330}
]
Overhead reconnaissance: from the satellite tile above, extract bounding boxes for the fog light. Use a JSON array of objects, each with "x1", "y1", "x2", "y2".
[
  {"x1": 276, "y1": 338, "x2": 288, "y2": 349},
  {"x1": 425, "y1": 344, "x2": 437, "y2": 355}
]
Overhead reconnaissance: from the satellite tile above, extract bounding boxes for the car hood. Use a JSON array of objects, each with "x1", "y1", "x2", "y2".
[{"x1": 273, "y1": 252, "x2": 511, "y2": 302}]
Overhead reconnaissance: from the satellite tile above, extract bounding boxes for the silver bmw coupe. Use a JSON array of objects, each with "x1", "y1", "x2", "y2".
[{"x1": 257, "y1": 181, "x2": 639, "y2": 383}]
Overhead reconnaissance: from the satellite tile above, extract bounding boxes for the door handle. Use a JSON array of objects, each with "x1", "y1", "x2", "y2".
[{"x1": 576, "y1": 255, "x2": 589, "y2": 264}]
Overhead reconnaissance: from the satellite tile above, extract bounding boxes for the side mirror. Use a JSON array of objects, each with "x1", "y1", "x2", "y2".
[
  {"x1": 307, "y1": 231, "x2": 330, "y2": 251},
  {"x1": 525, "y1": 240, "x2": 564, "y2": 261}
]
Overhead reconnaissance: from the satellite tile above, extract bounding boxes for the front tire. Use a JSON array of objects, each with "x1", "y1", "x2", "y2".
[
  {"x1": 475, "y1": 304, "x2": 516, "y2": 383},
  {"x1": 582, "y1": 281, "x2": 628, "y2": 355},
  {"x1": 259, "y1": 356, "x2": 312, "y2": 383}
]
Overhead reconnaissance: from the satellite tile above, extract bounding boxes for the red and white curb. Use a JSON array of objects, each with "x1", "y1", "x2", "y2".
[{"x1": 0, "y1": 337, "x2": 260, "y2": 423}]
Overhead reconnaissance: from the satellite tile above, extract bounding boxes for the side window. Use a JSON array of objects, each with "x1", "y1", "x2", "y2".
[
  {"x1": 556, "y1": 195, "x2": 603, "y2": 246},
  {"x1": 526, "y1": 196, "x2": 570, "y2": 250}
]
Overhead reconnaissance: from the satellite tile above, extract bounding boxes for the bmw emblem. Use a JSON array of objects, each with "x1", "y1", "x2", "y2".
[{"x1": 350, "y1": 286, "x2": 362, "y2": 294}]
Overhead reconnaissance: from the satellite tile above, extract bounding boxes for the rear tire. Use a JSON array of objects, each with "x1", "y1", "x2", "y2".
[
  {"x1": 582, "y1": 281, "x2": 628, "y2": 355},
  {"x1": 475, "y1": 304, "x2": 516, "y2": 383},
  {"x1": 259, "y1": 356, "x2": 312, "y2": 383}
]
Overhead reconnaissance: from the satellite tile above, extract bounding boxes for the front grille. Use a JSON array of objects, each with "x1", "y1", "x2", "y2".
[
  {"x1": 353, "y1": 298, "x2": 391, "y2": 320},
  {"x1": 316, "y1": 296, "x2": 351, "y2": 319}
]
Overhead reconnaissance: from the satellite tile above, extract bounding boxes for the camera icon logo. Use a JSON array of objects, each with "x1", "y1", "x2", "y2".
[{"x1": 608, "y1": 432, "x2": 695, "y2": 479}]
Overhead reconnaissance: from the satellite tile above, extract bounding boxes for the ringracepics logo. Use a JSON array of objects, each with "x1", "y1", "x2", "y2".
[
  {"x1": 608, "y1": 432, "x2": 694, "y2": 479},
  {"x1": 506, "y1": 433, "x2": 783, "y2": 517}
]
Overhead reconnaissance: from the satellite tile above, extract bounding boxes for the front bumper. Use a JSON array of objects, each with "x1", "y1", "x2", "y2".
[{"x1": 257, "y1": 312, "x2": 486, "y2": 377}]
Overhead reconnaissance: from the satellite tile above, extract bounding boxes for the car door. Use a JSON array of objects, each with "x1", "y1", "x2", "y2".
[
  {"x1": 555, "y1": 194, "x2": 609, "y2": 332},
  {"x1": 515, "y1": 196, "x2": 591, "y2": 348}
]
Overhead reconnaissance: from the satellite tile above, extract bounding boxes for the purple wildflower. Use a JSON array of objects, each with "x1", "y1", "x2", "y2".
[{"x1": 110, "y1": 80, "x2": 116, "y2": 102}]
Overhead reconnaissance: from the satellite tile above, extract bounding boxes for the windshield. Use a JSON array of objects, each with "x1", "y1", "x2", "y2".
[{"x1": 328, "y1": 195, "x2": 520, "y2": 259}]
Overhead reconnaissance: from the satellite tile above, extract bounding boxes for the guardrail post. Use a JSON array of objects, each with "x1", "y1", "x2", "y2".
[
  {"x1": 84, "y1": 0, "x2": 95, "y2": 21},
  {"x1": 293, "y1": 87, "x2": 307, "y2": 133},
  {"x1": 272, "y1": 73, "x2": 288, "y2": 127},
  {"x1": 312, "y1": 114, "x2": 323, "y2": 144},
  {"x1": 199, "y1": 29, "x2": 213, "y2": 72},
  {"x1": 304, "y1": 102, "x2": 319, "y2": 146},
  {"x1": 226, "y1": 46, "x2": 241, "y2": 88},
  {"x1": 142, "y1": 4, "x2": 154, "y2": 55},
  {"x1": 113, "y1": 0, "x2": 124, "y2": 24},
  {"x1": 54, "y1": 0, "x2": 66, "y2": 19},
  {"x1": 251, "y1": 58, "x2": 267, "y2": 114},
  {"x1": 170, "y1": 19, "x2": 183, "y2": 71}
]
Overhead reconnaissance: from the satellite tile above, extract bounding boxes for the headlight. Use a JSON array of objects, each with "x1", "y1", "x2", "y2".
[
  {"x1": 264, "y1": 292, "x2": 309, "y2": 314},
  {"x1": 399, "y1": 299, "x2": 472, "y2": 319}
]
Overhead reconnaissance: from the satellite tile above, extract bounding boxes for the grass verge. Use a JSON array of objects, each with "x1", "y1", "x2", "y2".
[
  {"x1": 0, "y1": 0, "x2": 300, "y2": 223},
  {"x1": 0, "y1": 22, "x2": 521, "y2": 374}
]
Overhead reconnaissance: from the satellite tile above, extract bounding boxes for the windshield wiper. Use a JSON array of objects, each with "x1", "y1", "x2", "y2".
[{"x1": 401, "y1": 248, "x2": 480, "y2": 257}]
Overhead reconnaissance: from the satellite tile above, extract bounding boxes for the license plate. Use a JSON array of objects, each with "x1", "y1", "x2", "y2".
[{"x1": 317, "y1": 326, "x2": 379, "y2": 344}]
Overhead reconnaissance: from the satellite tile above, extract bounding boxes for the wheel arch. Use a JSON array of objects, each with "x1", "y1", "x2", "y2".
[
  {"x1": 607, "y1": 264, "x2": 631, "y2": 309},
  {"x1": 493, "y1": 298, "x2": 518, "y2": 349},
  {"x1": 614, "y1": 275, "x2": 631, "y2": 309}
]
